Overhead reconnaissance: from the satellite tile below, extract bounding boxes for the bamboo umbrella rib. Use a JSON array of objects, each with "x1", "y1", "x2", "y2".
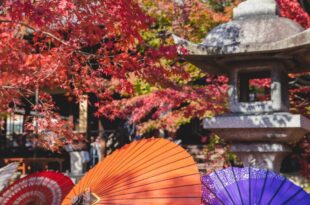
[
  {"x1": 94, "y1": 146, "x2": 188, "y2": 193},
  {"x1": 0, "y1": 171, "x2": 73, "y2": 205},
  {"x1": 82, "y1": 139, "x2": 158, "y2": 192},
  {"x1": 103, "y1": 173, "x2": 200, "y2": 195},
  {"x1": 62, "y1": 138, "x2": 202, "y2": 205},
  {"x1": 99, "y1": 168, "x2": 200, "y2": 195},
  {"x1": 98, "y1": 163, "x2": 199, "y2": 195}
]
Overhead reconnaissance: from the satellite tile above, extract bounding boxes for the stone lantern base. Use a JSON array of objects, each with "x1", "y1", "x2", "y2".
[
  {"x1": 203, "y1": 113, "x2": 310, "y2": 172},
  {"x1": 231, "y1": 143, "x2": 291, "y2": 172}
]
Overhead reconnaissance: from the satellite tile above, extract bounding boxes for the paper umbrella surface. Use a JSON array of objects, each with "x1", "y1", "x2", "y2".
[
  {"x1": 0, "y1": 171, "x2": 74, "y2": 205},
  {"x1": 62, "y1": 138, "x2": 202, "y2": 205},
  {"x1": 202, "y1": 167, "x2": 310, "y2": 205}
]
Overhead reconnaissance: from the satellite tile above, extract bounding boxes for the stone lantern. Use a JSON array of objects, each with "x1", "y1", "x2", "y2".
[{"x1": 174, "y1": 0, "x2": 310, "y2": 172}]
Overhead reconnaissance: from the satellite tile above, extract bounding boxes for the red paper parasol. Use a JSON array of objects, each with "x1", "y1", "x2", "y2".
[
  {"x1": 0, "y1": 171, "x2": 74, "y2": 205},
  {"x1": 62, "y1": 138, "x2": 201, "y2": 205}
]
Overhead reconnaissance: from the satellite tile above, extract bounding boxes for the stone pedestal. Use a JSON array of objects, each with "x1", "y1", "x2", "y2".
[
  {"x1": 231, "y1": 143, "x2": 291, "y2": 172},
  {"x1": 204, "y1": 113, "x2": 310, "y2": 171},
  {"x1": 203, "y1": 113, "x2": 310, "y2": 142}
]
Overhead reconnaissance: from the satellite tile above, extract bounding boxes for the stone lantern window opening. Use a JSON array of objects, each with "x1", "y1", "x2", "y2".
[
  {"x1": 238, "y1": 70, "x2": 271, "y2": 103},
  {"x1": 229, "y1": 64, "x2": 289, "y2": 114}
]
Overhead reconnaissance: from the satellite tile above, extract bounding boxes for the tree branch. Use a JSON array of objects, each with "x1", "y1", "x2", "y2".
[{"x1": 0, "y1": 19, "x2": 70, "y2": 46}]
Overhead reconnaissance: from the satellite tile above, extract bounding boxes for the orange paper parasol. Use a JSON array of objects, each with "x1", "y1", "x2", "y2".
[{"x1": 62, "y1": 138, "x2": 201, "y2": 205}]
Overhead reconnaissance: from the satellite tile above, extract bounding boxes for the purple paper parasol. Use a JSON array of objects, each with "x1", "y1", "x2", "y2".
[{"x1": 202, "y1": 167, "x2": 310, "y2": 205}]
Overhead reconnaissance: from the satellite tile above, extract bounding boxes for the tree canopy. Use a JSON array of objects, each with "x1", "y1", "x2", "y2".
[
  {"x1": 0, "y1": 0, "x2": 310, "y2": 156},
  {"x1": 0, "y1": 0, "x2": 235, "y2": 150}
]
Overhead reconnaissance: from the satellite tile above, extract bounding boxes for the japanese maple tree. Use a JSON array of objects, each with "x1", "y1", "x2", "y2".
[
  {"x1": 99, "y1": 0, "x2": 238, "y2": 135},
  {"x1": 0, "y1": 0, "x2": 155, "y2": 150},
  {"x1": 0, "y1": 0, "x2": 232, "y2": 150}
]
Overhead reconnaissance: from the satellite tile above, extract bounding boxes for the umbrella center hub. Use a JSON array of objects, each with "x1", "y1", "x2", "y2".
[{"x1": 71, "y1": 190, "x2": 100, "y2": 205}]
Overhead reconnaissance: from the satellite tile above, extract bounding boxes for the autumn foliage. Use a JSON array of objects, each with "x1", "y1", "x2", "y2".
[
  {"x1": 0, "y1": 0, "x2": 232, "y2": 150},
  {"x1": 277, "y1": 0, "x2": 310, "y2": 28},
  {"x1": 0, "y1": 0, "x2": 153, "y2": 149},
  {"x1": 1, "y1": 0, "x2": 310, "y2": 180}
]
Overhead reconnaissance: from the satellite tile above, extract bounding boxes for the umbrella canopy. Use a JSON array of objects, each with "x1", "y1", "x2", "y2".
[
  {"x1": 0, "y1": 162, "x2": 19, "y2": 192},
  {"x1": 0, "y1": 171, "x2": 74, "y2": 205},
  {"x1": 202, "y1": 167, "x2": 310, "y2": 205},
  {"x1": 62, "y1": 138, "x2": 201, "y2": 205}
]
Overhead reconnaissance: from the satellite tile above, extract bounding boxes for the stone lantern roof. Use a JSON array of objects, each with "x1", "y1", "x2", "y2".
[{"x1": 173, "y1": 0, "x2": 310, "y2": 75}]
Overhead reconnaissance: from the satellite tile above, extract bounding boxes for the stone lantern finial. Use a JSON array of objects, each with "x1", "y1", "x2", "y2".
[{"x1": 233, "y1": 0, "x2": 277, "y2": 19}]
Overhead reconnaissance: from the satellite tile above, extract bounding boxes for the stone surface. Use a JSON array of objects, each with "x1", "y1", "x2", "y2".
[
  {"x1": 231, "y1": 143, "x2": 291, "y2": 172},
  {"x1": 202, "y1": 16, "x2": 303, "y2": 49},
  {"x1": 233, "y1": 0, "x2": 277, "y2": 19},
  {"x1": 229, "y1": 66, "x2": 289, "y2": 114},
  {"x1": 203, "y1": 113, "x2": 310, "y2": 142},
  {"x1": 173, "y1": 0, "x2": 309, "y2": 75},
  {"x1": 173, "y1": 25, "x2": 310, "y2": 75}
]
